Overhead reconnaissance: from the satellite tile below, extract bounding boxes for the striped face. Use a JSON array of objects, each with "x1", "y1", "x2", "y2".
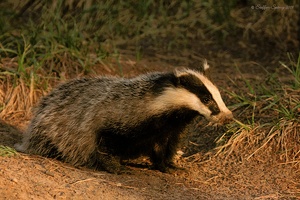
[
  {"x1": 177, "y1": 68, "x2": 233, "y2": 124},
  {"x1": 150, "y1": 64, "x2": 233, "y2": 125}
]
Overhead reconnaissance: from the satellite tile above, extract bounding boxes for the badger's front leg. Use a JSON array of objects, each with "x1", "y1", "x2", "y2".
[
  {"x1": 150, "y1": 135, "x2": 181, "y2": 173},
  {"x1": 150, "y1": 143, "x2": 168, "y2": 172}
]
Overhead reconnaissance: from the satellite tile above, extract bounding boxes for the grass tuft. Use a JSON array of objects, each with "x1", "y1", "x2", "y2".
[{"x1": 0, "y1": 145, "x2": 18, "y2": 157}]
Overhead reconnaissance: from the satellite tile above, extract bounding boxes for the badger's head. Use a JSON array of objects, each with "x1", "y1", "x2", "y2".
[{"x1": 151, "y1": 60, "x2": 233, "y2": 125}]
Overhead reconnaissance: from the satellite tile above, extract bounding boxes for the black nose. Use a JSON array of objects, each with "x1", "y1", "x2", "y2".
[{"x1": 222, "y1": 112, "x2": 233, "y2": 124}]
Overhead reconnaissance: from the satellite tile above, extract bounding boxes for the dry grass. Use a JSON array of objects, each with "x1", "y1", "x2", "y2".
[
  {"x1": 215, "y1": 117, "x2": 300, "y2": 167},
  {"x1": 0, "y1": 60, "x2": 45, "y2": 123},
  {"x1": 0, "y1": 77, "x2": 35, "y2": 121},
  {"x1": 215, "y1": 70, "x2": 300, "y2": 169}
]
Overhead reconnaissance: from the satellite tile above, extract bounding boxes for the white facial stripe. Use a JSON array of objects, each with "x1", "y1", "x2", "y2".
[
  {"x1": 182, "y1": 69, "x2": 229, "y2": 113},
  {"x1": 195, "y1": 73, "x2": 231, "y2": 113},
  {"x1": 149, "y1": 88, "x2": 212, "y2": 118}
]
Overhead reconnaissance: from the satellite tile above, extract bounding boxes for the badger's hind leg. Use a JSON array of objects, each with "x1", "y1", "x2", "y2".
[
  {"x1": 164, "y1": 134, "x2": 184, "y2": 170},
  {"x1": 89, "y1": 148, "x2": 128, "y2": 174}
]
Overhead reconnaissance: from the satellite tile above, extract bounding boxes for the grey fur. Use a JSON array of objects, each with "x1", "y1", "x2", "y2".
[{"x1": 15, "y1": 68, "x2": 232, "y2": 173}]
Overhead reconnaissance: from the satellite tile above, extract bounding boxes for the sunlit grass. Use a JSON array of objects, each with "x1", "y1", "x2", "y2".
[
  {"x1": 0, "y1": 145, "x2": 18, "y2": 157},
  {"x1": 217, "y1": 54, "x2": 300, "y2": 166}
]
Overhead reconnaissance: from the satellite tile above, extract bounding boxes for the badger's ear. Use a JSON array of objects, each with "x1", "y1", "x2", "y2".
[
  {"x1": 173, "y1": 67, "x2": 187, "y2": 77},
  {"x1": 202, "y1": 59, "x2": 211, "y2": 79},
  {"x1": 173, "y1": 67, "x2": 188, "y2": 86}
]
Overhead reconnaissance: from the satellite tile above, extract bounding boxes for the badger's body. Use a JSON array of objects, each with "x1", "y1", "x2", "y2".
[{"x1": 16, "y1": 63, "x2": 232, "y2": 173}]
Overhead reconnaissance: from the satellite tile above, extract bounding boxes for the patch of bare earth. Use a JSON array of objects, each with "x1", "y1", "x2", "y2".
[{"x1": 0, "y1": 54, "x2": 299, "y2": 200}]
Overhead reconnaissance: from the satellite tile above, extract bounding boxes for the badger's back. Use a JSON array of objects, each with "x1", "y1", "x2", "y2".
[
  {"x1": 19, "y1": 73, "x2": 179, "y2": 162},
  {"x1": 17, "y1": 65, "x2": 233, "y2": 172}
]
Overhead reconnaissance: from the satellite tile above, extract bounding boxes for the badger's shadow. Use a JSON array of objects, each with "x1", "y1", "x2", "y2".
[
  {"x1": 181, "y1": 117, "x2": 227, "y2": 157},
  {"x1": 0, "y1": 120, "x2": 23, "y2": 148},
  {"x1": 121, "y1": 160, "x2": 151, "y2": 170}
]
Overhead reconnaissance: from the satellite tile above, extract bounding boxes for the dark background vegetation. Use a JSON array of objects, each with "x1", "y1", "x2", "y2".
[{"x1": 0, "y1": 0, "x2": 298, "y2": 78}]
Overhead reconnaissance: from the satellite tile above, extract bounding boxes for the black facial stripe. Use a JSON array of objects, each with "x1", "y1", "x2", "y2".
[
  {"x1": 178, "y1": 74, "x2": 220, "y2": 115},
  {"x1": 208, "y1": 102, "x2": 220, "y2": 115},
  {"x1": 150, "y1": 72, "x2": 178, "y2": 95}
]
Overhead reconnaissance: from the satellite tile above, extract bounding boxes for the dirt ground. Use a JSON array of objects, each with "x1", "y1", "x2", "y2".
[{"x1": 0, "y1": 53, "x2": 299, "y2": 200}]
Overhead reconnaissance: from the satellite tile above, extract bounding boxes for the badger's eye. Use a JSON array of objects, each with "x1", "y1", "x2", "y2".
[{"x1": 203, "y1": 96, "x2": 211, "y2": 104}]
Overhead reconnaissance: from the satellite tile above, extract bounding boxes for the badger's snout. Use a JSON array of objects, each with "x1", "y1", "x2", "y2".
[
  {"x1": 220, "y1": 111, "x2": 233, "y2": 124},
  {"x1": 210, "y1": 111, "x2": 233, "y2": 125}
]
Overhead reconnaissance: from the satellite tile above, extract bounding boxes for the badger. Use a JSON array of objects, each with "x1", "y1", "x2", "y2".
[{"x1": 15, "y1": 61, "x2": 233, "y2": 173}]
